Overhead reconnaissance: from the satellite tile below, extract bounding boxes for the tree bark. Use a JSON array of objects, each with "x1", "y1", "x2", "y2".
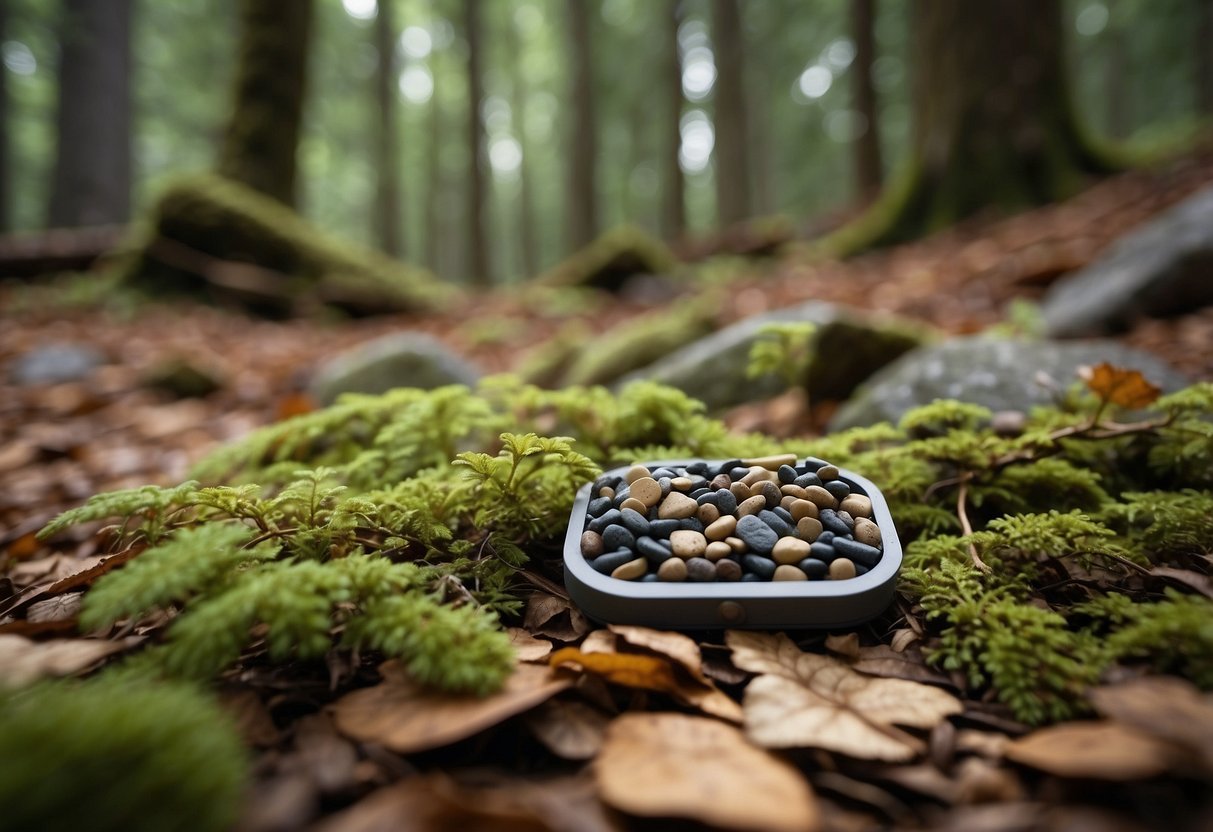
[
  {"x1": 660, "y1": 0, "x2": 686, "y2": 241},
  {"x1": 424, "y1": 72, "x2": 443, "y2": 274},
  {"x1": 47, "y1": 0, "x2": 132, "y2": 228},
  {"x1": 0, "y1": 0, "x2": 9, "y2": 232},
  {"x1": 565, "y1": 0, "x2": 598, "y2": 252},
  {"x1": 216, "y1": 0, "x2": 313, "y2": 208},
  {"x1": 711, "y1": 0, "x2": 750, "y2": 226},
  {"x1": 850, "y1": 0, "x2": 882, "y2": 199},
  {"x1": 464, "y1": 0, "x2": 491, "y2": 286},
  {"x1": 505, "y1": 12, "x2": 538, "y2": 278},
  {"x1": 1198, "y1": 0, "x2": 1213, "y2": 115},
  {"x1": 374, "y1": 0, "x2": 403, "y2": 257}
]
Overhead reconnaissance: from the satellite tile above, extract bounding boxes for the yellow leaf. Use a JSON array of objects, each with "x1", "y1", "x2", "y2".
[
  {"x1": 1079, "y1": 362, "x2": 1161, "y2": 409},
  {"x1": 550, "y1": 647, "x2": 680, "y2": 693}
]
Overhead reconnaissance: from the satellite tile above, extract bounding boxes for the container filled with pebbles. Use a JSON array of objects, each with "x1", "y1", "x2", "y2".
[{"x1": 563, "y1": 455, "x2": 901, "y2": 628}]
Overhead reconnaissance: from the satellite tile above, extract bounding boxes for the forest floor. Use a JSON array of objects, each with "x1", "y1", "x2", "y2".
[{"x1": 3, "y1": 152, "x2": 1213, "y2": 831}]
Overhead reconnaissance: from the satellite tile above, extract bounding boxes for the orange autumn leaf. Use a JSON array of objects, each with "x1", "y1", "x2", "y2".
[
  {"x1": 1079, "y1": 362, "x2": 1161, "y2": 409},
  {"x1": 550, "y1": 647, "x2": 681, "y2": 693}
]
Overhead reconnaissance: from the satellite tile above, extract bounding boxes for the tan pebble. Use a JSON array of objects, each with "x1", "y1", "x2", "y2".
[
  {"x1": 780, "y1": 495, "x2": 799, "y2": 511},
  {"x1": 620, "y1": 497, "x2": 649, "y2": 515},
  {"x1": 804, "y1": 485, "x2": 838, "y2": 510},
  {"x1": 797, "y1": 516, "x2": 824, "y2": 541},
  {"x1": 780, "y1": 484, "x2": 808, "y2": 499},
  {"x1": 611, "y1": 557, "x2": 648, "y2": 580},
  {"x1": 706, "y1": 515, "x2": 737, "y2": 540},
  {"x1": 816, "y1": 464, "x2": 840, "y2": 481},
  {"x1": 630, "y1": 477, "x2": 662, "y2": 507},
  {"x1": 841, "y1": 494, "x2": 873, "y2": 519},
  {"x1": 658, "y1": 492, "x2": 699, "y2": 519},
  {"x1": 737, "y1": 495, "x2": 767, "y2": 517},
  {"x1": 657, "y1": 557, "x2": 688, "y2": 581},
  {"x1": 599, "y1": 486, "x2": 615, "y2": 499},
  {"x1": 772, "y1": 537, "x2": 811, "y2": 565},
  {"x1": 705, "y1": 541, "x2": 733, "y2": 561},
  {"x1": 828, "y1": 558, "x2": 857, "y2": 580},
  {"x1": 729, "y1": 481, "x2": 752, "y2": 501},
  {"x1": 759, "y1": 481, "x2": 782, "y2": 508},
  {"x1": 773, "y1": 564, "x2": 808, "y2": 581},
  {"x1": 670, "y1": 530, "x2": 707, "y2": 558},
  {"x1": 853, "y1": 517, "x2": 882, "y2": 547},
  {"x1": 698, "y1": 503, "x2": 720, "y2": 524},
  {"x1": 624, "y1": 464, "x2": 651, "y2": 484},
  {"x1": 671, "y1": 476, "x2": 694, "y2": 491},
  {"x1": 790, "y1": 499, "x2": 819, "y2": 522},
  {"x1": 726, "y1": 536, "x2": 748, "y2": 553},
  {"x1": 711, "y1": 474, "x2": 732, "y2": 490},
  {"x1": 742, "y1": 454, "x2": 798, "y2": 470},
  {"x1": 740, "y1": 467, "x2": 768, "y2": 486}
]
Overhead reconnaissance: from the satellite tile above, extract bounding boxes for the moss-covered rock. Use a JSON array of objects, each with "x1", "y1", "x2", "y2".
[
  {"x1": 534, "y1": 225, "x2": 680, "y2": 293},
  {"x1": 121, "y1": 174, "x2": 459, "y2": 316}
]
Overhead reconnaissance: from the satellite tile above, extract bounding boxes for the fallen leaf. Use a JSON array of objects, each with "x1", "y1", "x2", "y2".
[
  {"x1": 218, "y1": 687, "x2": 281, "y2": 747},
  {"x1": 595, "y1": 712, "x2": 819, "y2": 832},
  {"x1": 1089, "y1": 676, "x2": 1213, "y2": 775},
  {"x1": 955, "y1": 728, "x2": 1013, "y2": 759},
  {"x1": 525, "y1": 699, "x2": 611, "y2": 760},
  {"x1": 508, "y1": 627, "x2": 554, "y2": 662},
  {"x1": 579, "y1": 629, "x2": 617, "y2": 654},
  {"x1": 524, "y1": 592, "x2": 590, "y2": 642},
  {"x1": 1147, "y1": 567, "x2": 1213, "y2": 600},
  {"x1": 1078, "y1": 362, "x2": 1161, "y2": 409},
  {"x1": 294, "y1": 713, "x2": 360, "y2": 795},
  {"x1": 330, "y1": 660, "x2": 570, "y2": 754},
  {"x1": 25, "y1": 592, "x2": 82, "y2": 624},
  {"x1": 890, "y1": 628, "x2": 920, "y2": 653},
  {"x1": 825, "y1": 632, "x2": 861, "y2": 660},
  {"x1": 1005, "y1": 721, "x2": 1178, "y2": 780},
  {"x1": 727, "y1": 630, "x2": 962, "y2": 761},
  {"x1": 853, "y1": 644, "x2": 958, "y2": 689},
  {"x1": 0, "y1": 633, "x2": 140, "y2": 687},
  {"x1": 609, "y1": 624, "x2": 708, "y2": 683}
]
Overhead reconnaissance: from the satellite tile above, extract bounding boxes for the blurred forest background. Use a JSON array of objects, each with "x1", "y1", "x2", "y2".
[{"x1": 3, "y1": 0, "x2": 1211, "y2": 286}]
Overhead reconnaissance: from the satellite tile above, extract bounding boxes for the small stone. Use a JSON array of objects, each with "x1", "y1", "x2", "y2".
[
  {"x1": 726, "y1": 536, "x2": 747, "y2": 553},
  {"x1": 840, "y1": 494, "x2": 873, "y2": 519},
  {"x1": 657, "y1": 557, "x2": 688, "y2": 582},
  {"x1": 658, "y1": 478, "x2": 672, "y2": 498},
  {"x1": 800, "y1": 458, "x2": 826, "y2": 472},
  {"x1": 648, "y1": 519, "x2": 680, "y2": 538},
  {"x1": 772, "y1": 506, "x2": 795, "y2": 526},
  {"x1": 810, "y1": 541, "x2": 836, "y2": 562},
  {"x1": 591, "y1": 550, "x2": 636, "y2": 574},
  {"x1": 825, "y1": 480, "x2": 851, "y2": 501},
  {"x1": 759, "y1": 481, "x2": 782, "y2": 508},
  {"x1": 620, "y1": 497, "x2": 649, "y2": 515},
  {"x1": 742, "y1": 554, "x2": 776, "y2": 579},
  {"x1": 714, "y1": 459, "x2": 743, "y2": 477},
  {"x1": 630, "y1": 477, "x2": 662, "y2": 507},
  {"x1": 685, "y1": 462, "x2": 710, "y2": 476},
  {"x1": 818, "y1": 531, "x2": 835, "y2": 545},
  {"x1": 641, "y1": 573, "x2": 660, "y2": 582},
  {"x1": 678, "y1": 517, "x2": 705, "y2": 533},
  {"x1": 624, "y1": 464, "x2": 651, "y2": 484},
  {"x1": 780, "y1": 495, "x2": 798, "y2": 512},
  {"x1": 715, "y1": 489, "x2": 738, "y2": 515},
  {"x1": 599, "y1": 486, "x2": 616, "y2": 500},
  {"x1": 758, "y1": 509, "x2": 794, "y2": 538},
  {"x1": 670, "y1": 530, "x2": 708, "y2": 558},
  {"x1": 737, "y1": 495, "x2": 767, "y2": 517},
  {"x1": 705, "y1": 541, "x2": 733, "y2": 561},
  {"x1": 832, "y1": 536, "x2": 883, "y2": 568},
  {"x1": 803, "y1": 485, "x2": 838, "y2": 510},
  {"x1": 729, "y1": 481, "x2": 752, "y2": 502},
  {"x1": 698, "y1": 503, "x2": 721, "y2": 525},
  {"x1": 799, "y1": 558, "x2": 828, "y2": 579},
  {"x1": 729, "y1": 467, "x2": 751, "y2": 481},
  {"x1": 991, "y1": 410, "x2": 1027, "y2": 437},
  {"x1": 637, "y1": 536, "x2": 672, "y2": 564},
  {"x1": 705, "y1": 515, "x2": 737, "y2": 541},
  {"x1": 777, "y1": 464, "x2": 799, "y2": 484},
  {"x1": 828, "y1": 558, "x2": 857, "y2": 580},
  {"x1": 793, "y1": 472, "x2": 822, "y2": 489},
  {"x1": 772, "y1": 536, "x2": 811, "y2": 565},
  {"x1": 816, "y1": 464, "x2": 839, "y2": 481},
  {"x1": 686, "y1": 557, "x2": 717, "y2": 582},
  {"x1": 780, "y1": 484, "x2": 809, "y2": 500},
  {"x1": 695, "y1": 491, "x2": 720, "y2": 507},
  {"x1": 611, "y1": 557, "x2": 648, "y2": 580},
  {"x1": 741, "y1": 573, "x2": 762, "y2": 582},
  {"x1": 797, "y1": 516, "x2": 824, "y2": 541},
  {"x1": 588, "y1": 497, "x2": 612, "y2": 518},
  {"x1": 854, "y1": 517, "x2": 883, "y2": 547},
  {"x1": 742, "y1": 454, "x2": 798, "y2": 470},
  {"x1": 741, "y1": 467, "x2": 774, "y2": 487},
  {"x1": 671, "y1": 476, "x2": 695, "y2": 491},
  {"x1": 602, "y1": 524, "x2": 636, "y2": 551},
  {"x1": 820, "y1": 509, "x2": 853, "y2": 537},
  {"x1": 715, "y1": 559, "x2": 742, "y2": 581},
  {"x1": 736, "y1": 514, "x2": 778, "y2": 554},
  {"x1": 651, "y1": 467, "x2": 679, "y2": 479},
  {"x1": 773, "y1": 564, "x2": 808, "y2": 581},
  {"x1": 580, "y1": 531, "x2": 604, "y2": 558},
  {"x1": 588, "y1": 509, "x2": 622, "y2": 534},
  {"x1": 620, "y1": 507, "x2": 650, "y2": 537},
  {"x1": 790, "y1": 500, "x2": 818, "y2": 522},
  {"x1": 657, "y1": 492, "x2": 699, "y2": 519},
  {"x1": 711, "y1": 473, "x2": 733, "y2": 490}
]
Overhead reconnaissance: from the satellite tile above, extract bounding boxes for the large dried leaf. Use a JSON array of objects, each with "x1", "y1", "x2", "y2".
[
  {"x1": 1090, "y1": 676, "x2": 1213, "y2": 775},
  {"x1": 727, "y1": 630, "x2": 962, "y2": 761},
  {"x1": 1005, "y1": 721, "x2": 1178, "y2": 780},
  {"x1": 0, "y1": 633, "x2": 139, "y2": 687},
  {"x1": 525, "y1": 699, "x2": 611, "y2": 760},
  {"x1": 853, "y1": 644, "x2": 957, "y2": 689},
  {"x1": 508, "y1": 627, "x2": 554, "y2": 662},
  {"x1": 330, "y1": 661, "x2": 570, "y2": 754},
  {"x1": 1079, "y1": 362, "x2": 1161, "y2": 409},
  {"x1": 595, "y1": 712, "x2": 819, "y2": 832},
  {"x1": 608, "y1": 624, "x2": 708, "y2": 683},
  {"x1": 524, "y1": 593, "x2": 590, "y2": 642}
]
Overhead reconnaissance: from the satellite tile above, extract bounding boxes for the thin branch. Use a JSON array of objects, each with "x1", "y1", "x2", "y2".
[{"x1": 956, "y1": 479, "x2": 991, "y2": 573}]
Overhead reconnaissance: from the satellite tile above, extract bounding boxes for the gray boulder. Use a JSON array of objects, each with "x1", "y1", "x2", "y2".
[
  {"x1": 829, "y1": 336, "x2": 1190, "y2": 431},
  {"x1": 10, "y1": 343, "x2": 105, "y2": 385},
  {"x1": 622, "y1": 301, "x2": 929, "y2": 412},
  {"x1": 309, "y1": 333, "x2": 481, "y2": 406},
  {"x1": 1042, "y1": 185, "x2": 1213, "y2": 336}
]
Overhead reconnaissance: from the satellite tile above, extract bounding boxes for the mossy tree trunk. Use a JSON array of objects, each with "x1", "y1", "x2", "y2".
[
  {"x1": 850, "y1": 0, "x2": 882, "y2": 200},
  {"x1": 847, "y1": 0, "x2": 1113, "y2": 250},
  {"x1": 565, "y1": 0, "x2": 598, "y2": 253},
  {"x1": 711, "y1": 0, "x2": 750, "y2": 226},
  {"x1": 505, "y1": 12, "x2": 538, "y2": 279},
  {"x1": 463, "y1": 0, "x2": 491, "y2": 286},
  {"x1": 216, "y1": 0, "x2": 313, "y2": 208},
  {"x1": 374, "y1": 0, "x2": 403, "y2": 258},
  {"x1": 660, "y1": 0, "x2": 685, "y2": 241},
  {"x1": 48, "y1": 0, "x2": 132, "y2": 228}
]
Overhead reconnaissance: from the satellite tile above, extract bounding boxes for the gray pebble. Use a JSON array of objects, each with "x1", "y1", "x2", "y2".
[
  {"x1": 820, "y1": 509, "x2": 853, "y2": 537},
  {"x1": 685, "y1": 461, "x2": 710, "y2": 476},
  {"x1": 772, "y1": 506, "x2": 794, "y2": 526},
  {"x1": 651, "y1": 467, "x2": 679, "y2": 479},
  {"x1": 832, "y1": 536, "x2": 882, "y2": 568},
  {"x1": 696, "y1": 491, "x2": 720, "y2": 507},
  {"x1": 658, "y1": 477, "x2": 673, "y2": 498},
  {"x1": 602, "y1": 524, "x2": 636, "y2": 551},
  {"x1": 777, "y1": 464, "x2": 798, "y2": 484},
  {"x1": 620, "y1": 508, "x2": 649, "y2": 537},
  {"x1": 758, "y1": 509, "x2": 794, "y2": 538},
  {"x1": 637, "y1": 536, "x2": 673, "y2": 564},
  {"x1": 679, "y1": 517, "x2": 706, "y2": 533},
  {"x1": 588, "y1": 509, "x2": 622, "y2": 534},
  {"x1": 810, "y1": 541, "x2": 836, "y2": 562},
  {"x1": 736, "y1": 514, "x2": 778, "y2": 554},
  {"x1": 729, "y1": 466, "x2": 750, "y2": 480},
  {"x1": 741, "y1": 572, "x2": 762, "y2": 582},
  {"x1": 686, "y1": 557, "x2": 717, "y2": 582},
  {"x1": 799, "y1": 558, "x2": 828, "y2": 579},
  {"x1": 742, "y1": 554, "x2": 777, "y2": 579},
  {"x1": 794, "y1": 472, "x2": 822, "y2": 489},
  {"x1": 588, "y1": 497, "x2": 612, "y2": 518},
  {"x1": 591, "y1": 549, "x2": 636, "y2": 574},
  {"x1": 640, "y1": 572, "x2": 660, "y2": 582},
  {"x1": 825, "y1": 480, "x2": 851, "y2": 501},
  {"x1": 715, "y1": 489, "x2": 738, "y2": 515},
  {"x1": 648, "y1": 519, "x2": 681, "y2": 538},
  {"x1": 817, "y1": 531, "x2": 836, "y2": 545}
]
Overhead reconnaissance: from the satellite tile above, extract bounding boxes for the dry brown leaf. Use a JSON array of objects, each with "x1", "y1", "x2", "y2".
[
  {"x1": 1005, "y1": 721, "x2": 1178, "y2": 780},
  {"x1": 1089, "y1": 676, "x2": 1213, "y2": 775},
  {"x1": 825, "y1": 632, "x2": 861, "y2": 660},
  {"x1": 595, "y1": 712, "x2": 819, "y2": 832},
  {"x1": 1147, "y1": 567, "x2": 1213, "y2": 600},
  {"x1": 524, "y1": 592, "x2": 590, "y2": 642},
  {"x1": 1078, "y1": 362, "x2": 1161, "y2": 409},
  {"x1": 727, "y1": 630, "x2": 962, "y2": 761},
  {"x1": 330, "y1": 660, "x2": 570, "y2": 754},
  {"x1": 217, "y1": 687, "x2": 281, "y2": 747},
  {"x1": 579, "y1": 629, "x2": 618, "y2": 654},
  {"x1": 853, "y1": 644, "x2": 958, "y2": 689},
  {"x1": 608, "y1": 624, "x2": 708, "y2": 683},
  {"x1": 955, "y1": 728, "x2": 1013, "y2": 759},
  {"x1": 0, "y1": 633, "x2": 140, "y2": 687},
  {"x1": 890, "y1": 628, "x2": 920, "y2": 653},
  {"x1": 508, "y1": 627, "x2": 554, "y2": 662},
  {"x1": 525, "y1": 699, "x2": 611, "y2": 760}
]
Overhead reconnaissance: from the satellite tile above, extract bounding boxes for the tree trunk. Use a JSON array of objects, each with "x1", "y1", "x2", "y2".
[
  {"x1": 216, "y1": 0, "x2": 313, "y2": 208},
  {"x1": 47, "y1": 0, "x2": 132, "y2": 228},
  {"x1": 424, "y1": 74, "x2": 443, "y2": 274},
  {"x1": 711, "y1": 0, "x2": 750, "y2": 226},
  {"x1": 464, "y1": 0, "x2": 491, "y2": 286},
  {"x1": 374, "y1": 0, "x2": 403, "y2": 257},
  {"x1": 660, "y1": 0, "x2": 686, "y2": 241},
  {"x1": 850, "y1": 0, "x2": 882, "y2": 199},
  {"x1": 842, "y1": 0, "x2": 1113, "y2": 250},
  {"x1": 505, "y1": 13, "x2": 538, "y2": 279},
  {"x1": 0, "y1": 0, "x2": 9, "y2": 232},
  {"x1": 1104, "y1": 18, "x2": 1128, "y2": 139},
  {"x1": 1198, "y1": 0, "x2": 1213, "y2": 116},
  {"x1": 565, "y1": 0, "x2": 598, "y2": 252}
]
